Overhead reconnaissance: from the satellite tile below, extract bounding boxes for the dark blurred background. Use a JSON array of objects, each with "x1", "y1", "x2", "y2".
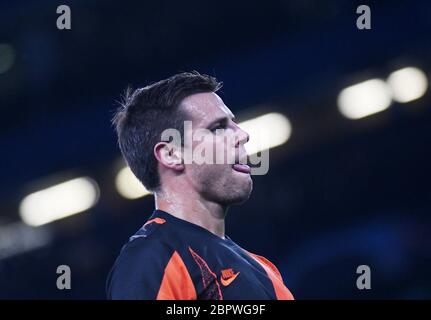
[{"x1": 0, "y1": 0, "x2": 430, "y2": 299}]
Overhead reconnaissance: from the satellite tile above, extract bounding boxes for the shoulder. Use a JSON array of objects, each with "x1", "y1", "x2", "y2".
[
  {"x1": 106, "y1": 236, "x2": 174, "y2": 299},
  {"x1": 129, "y1": 216, "x2": 169, "y2": 241},
  {"x1": 106, "y1": 213, "x2": 195, "y2": 299},
  {"x1": 245, "y1": 251, "x2": 284, "y2": 281},
  {"x1": 120, "y1": 236, "x2": 171, "y2": 262},
  {"x1": 230, "y1": 238, "x2": 285, "y2": 281},
  {"x1": 113, "y1": 214, "x2": 184, "y2": 270}
]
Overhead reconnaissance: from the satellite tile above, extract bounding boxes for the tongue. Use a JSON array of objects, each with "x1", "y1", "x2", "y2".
[{"x1": 232, "y1": 164, "x2": 251, "y2": 174}]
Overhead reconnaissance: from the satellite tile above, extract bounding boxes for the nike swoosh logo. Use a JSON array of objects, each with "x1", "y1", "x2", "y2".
[{"x1": 220, "y1": 272, "x2": 240, "y2": 286}]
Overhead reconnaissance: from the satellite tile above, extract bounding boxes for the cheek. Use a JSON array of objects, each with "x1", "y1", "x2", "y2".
[
  {"x1": 191, "y1": 136, "x2": 230, "y2": 164},
  {"x1": 187, "y1": 163, "x2": 230, "y2": 185},
  {"x1": 214, "y1": 135, "x2": 236, "y2": 161}
]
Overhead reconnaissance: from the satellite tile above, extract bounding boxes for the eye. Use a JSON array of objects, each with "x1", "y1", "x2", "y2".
[{"x1": 211, "y1": 123, "x2": 227, "y2": 132}]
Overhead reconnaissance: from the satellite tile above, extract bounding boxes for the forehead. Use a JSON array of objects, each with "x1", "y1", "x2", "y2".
[{"x1": 180, "y1": 92, "x2": 234, "y2": 124}]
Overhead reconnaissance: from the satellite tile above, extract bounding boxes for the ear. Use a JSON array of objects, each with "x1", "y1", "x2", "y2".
[{"x1": 154, "y1": 142, "x2": 184, "y2": 171}]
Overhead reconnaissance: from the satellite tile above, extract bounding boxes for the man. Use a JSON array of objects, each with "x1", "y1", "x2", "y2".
[{"x1": 107, "y1": 71, "x2": 294, "y2": 300}]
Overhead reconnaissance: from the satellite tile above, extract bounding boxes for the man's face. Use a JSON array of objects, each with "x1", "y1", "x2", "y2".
[{"x1": 179, "y1": 92, "x2": 253, "y2": 205}]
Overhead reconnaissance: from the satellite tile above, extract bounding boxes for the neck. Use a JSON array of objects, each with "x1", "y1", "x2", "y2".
[{"x1": 154, "y1": 188, "x2": 227, "y2": 239}]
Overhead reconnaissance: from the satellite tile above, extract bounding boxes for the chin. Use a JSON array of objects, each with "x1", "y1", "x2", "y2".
[
  {"x1": 224, "y1": 179, "x2": 253, "y2": 205},
  {"x1": 199, "y1": 168, "x2": 253, "y2": 205},
  {"x1": 230, "y1": 194, "x2": 251, "y2": 205}
]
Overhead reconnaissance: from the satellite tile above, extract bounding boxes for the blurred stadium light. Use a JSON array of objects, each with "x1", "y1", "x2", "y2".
[
  {"x1": 19, "y1": 177, "x2": 100, "y2": 227},
  {"x1": 337, "y1": 79, "x2": 392, "y2": 120},
  {"x1": 387, "y1": 67, "x2": 428, "y2": 103},
  {"x1": 240, "y1": 112, "x2": 292, "y2": 155},
  {"x1": 0, "y1": 222, "x2": 52, "y2": 259},
  {"x1": 338, "y1": 67, "x2": 429, "y2": 120},
  {"x1": 115, "y1": 166, "x2": 152, "y2": 199}
]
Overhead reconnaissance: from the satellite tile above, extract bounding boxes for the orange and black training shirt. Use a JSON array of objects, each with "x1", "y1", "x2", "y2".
[{"x1": 106, "y1": 209, "x2": 294, "y2": 300}]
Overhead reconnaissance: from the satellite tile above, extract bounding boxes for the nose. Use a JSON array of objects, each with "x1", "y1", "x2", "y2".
[{"x1": 235, "y1": 125, "x2": 250, "y2": 148}]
